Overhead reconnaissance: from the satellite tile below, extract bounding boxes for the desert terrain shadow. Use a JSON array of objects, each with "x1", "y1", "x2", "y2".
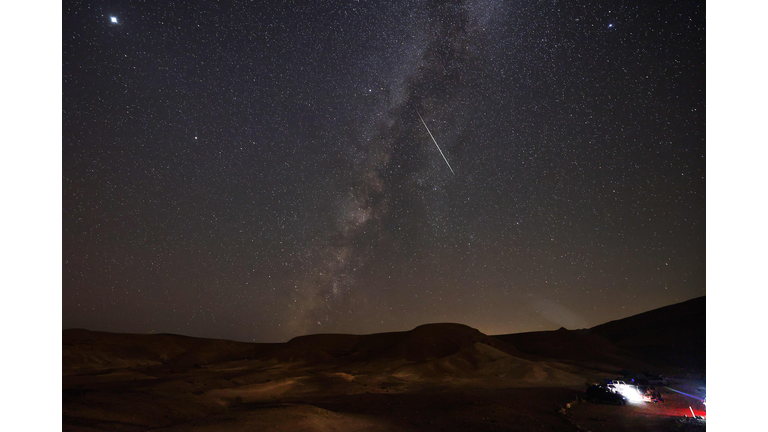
[{"x1": 63, "y1": 297, "x2": 705, "y2": 431}]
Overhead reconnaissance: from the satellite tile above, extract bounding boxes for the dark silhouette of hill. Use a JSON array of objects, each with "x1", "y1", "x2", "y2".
[
  {"x1": 63, "y1": 328, "x2": 279, "y2": 374},
  {"x1": 258, "y1": 323, "x2": 520, "y2": 364},
  {"x1": 63, "y1": 324, "x2": 520, "y2": 376},
  {"x1": 64, "y1": 297, "x2": 704, "y2": 377},
  {"x1": 492, "y1": 296, "x2": 705, "y2": 373},
  {"x1": 590, "y1": 296, "x2": 705, "y2": 371}
]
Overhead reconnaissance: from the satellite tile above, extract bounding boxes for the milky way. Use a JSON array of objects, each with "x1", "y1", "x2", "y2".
[
  {"x1": 63, "y1": 0, "x2": 705, "y2": 342},
  {"x1": 287, "y1": 1, "x2": 504, "y2": 334}
]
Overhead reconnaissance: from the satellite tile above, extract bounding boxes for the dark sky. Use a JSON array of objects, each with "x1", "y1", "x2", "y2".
[{"x1": 62, "y1": 0, "x2": 705, "y2": 343}]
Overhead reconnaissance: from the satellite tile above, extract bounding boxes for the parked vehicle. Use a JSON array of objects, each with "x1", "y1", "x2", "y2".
[
  {"x1": 586, "y1": 385, "x2": 628, "y2": 405},
  {"x1": 600, "y1": 379, "x2": 644, "y2": 402},
  {"x1": 603, "y1": 379, "x2": 628, "y2": 393}
]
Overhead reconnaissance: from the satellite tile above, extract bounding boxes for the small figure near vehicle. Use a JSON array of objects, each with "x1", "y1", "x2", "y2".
[{"x1": 637, "y1": 385, "x2": 664, "y2": 403}]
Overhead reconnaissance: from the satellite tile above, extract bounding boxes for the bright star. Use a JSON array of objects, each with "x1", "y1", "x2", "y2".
[
  {"x1": 607, "y1": 23, "x2": 614, "y2": 28},
  {"x1": 110, "y1": 16, "x2": 118, "y2": 24}
]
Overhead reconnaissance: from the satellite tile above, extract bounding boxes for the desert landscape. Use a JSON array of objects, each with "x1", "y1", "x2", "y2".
[
  {"x1": 63, "y1": 297, "x2": 705, "y2": 431},
  {"x1": 60, "y1": 2, "x2": 707, "y2": 430}
]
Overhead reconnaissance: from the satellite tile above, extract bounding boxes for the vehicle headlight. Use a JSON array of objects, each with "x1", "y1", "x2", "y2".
[{"x1": 620, "y1": 387, "x2": 644, "y2": 402}]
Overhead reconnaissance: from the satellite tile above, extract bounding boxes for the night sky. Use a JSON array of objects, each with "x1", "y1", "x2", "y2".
[{"x1": 62, "y1": 0, "x2": 705, "y2": 343}]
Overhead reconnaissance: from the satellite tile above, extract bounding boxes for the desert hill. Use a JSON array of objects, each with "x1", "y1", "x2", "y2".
[
  {"x1": 270, "y1": 323, "x2": 581, "y2": 384},
  {"x1": 590, "y1": 296, "x2": 705, "y2": 370},
  {"x1": 275, "y1": 323, "x2": 521, "y2": 363},
  {"x1": 63, "y1": 328, "x2": 279, "y2": 375},
  {"x1": 64, "y1": 323, "x2": 529, "y2": 380},
  {"x1": 494, "y1": 296, "x2": 706, "y2": 374},
  {"x1": 64, "y1": 297, "x2": 705, "y2": 376}
]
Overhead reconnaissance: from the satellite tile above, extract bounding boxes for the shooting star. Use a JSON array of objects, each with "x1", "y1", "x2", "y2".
[{"x1": 417, "y1": 110, "x2": 455, "y2": 174}]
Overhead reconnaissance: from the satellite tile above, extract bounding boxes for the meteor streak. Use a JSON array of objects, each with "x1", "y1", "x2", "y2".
[{"x1": 417, "y1": 111, "x2": 455, "y2": 174}]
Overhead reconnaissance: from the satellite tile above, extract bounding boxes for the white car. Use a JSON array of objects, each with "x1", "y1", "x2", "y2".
[{"x1": 603, "y1": 379, "x2": 627, "y2": 393}]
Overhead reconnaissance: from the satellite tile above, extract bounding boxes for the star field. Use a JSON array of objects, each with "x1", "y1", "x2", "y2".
[{"x1": 63, "y1": 0, "x2": 705, "y2": 342}]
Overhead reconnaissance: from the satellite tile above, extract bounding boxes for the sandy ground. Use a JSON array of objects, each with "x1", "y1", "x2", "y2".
[{"x1": 64, "y1": 356, "x2": 706, "y2": 431}]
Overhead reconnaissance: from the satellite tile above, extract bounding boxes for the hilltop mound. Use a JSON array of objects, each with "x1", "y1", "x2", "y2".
[
  {"x1": 381, "y1": 323, "x2": 513, "y2": 361},
  {"x1": 273, "y1": 323, "x2": 520, "y2": 365}
]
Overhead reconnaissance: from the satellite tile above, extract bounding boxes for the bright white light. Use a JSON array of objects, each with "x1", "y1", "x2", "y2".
[
  {"x1": 619, "y1": 386, "x2": 644, "y2": 403},
  {"x1": 111, "y1": 16, "x2": 118, "y2": 23}
]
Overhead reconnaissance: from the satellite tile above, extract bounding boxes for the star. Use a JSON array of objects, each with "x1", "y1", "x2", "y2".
[{"x1": 110, "y1": 16, "x2": 118, "y2": 24}]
